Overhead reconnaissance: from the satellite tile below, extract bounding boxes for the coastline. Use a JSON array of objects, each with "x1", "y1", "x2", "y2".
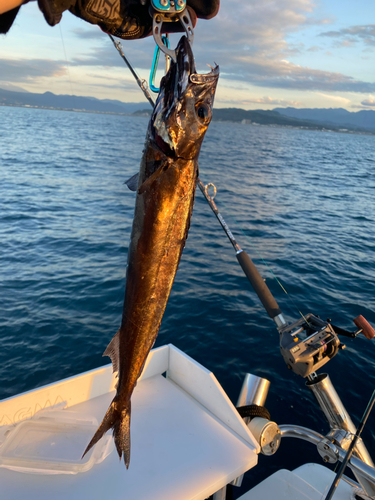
[{"x1": 1, "y1": 102, "x2": 374, "y2": 136}]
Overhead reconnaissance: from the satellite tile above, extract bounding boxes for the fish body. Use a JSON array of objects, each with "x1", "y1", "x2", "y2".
[{"x1": 83, "y1": 36, "x2": 219, "y2": 467}]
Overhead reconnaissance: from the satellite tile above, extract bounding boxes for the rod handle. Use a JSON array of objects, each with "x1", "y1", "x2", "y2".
[{"x1": 236, "y1": 250, "x2": 282, "y2": 319}]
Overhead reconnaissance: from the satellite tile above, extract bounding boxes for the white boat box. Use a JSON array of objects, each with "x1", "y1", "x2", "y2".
[{"x1": 0, "y1": 344, "x2": 259, "y2": 500}]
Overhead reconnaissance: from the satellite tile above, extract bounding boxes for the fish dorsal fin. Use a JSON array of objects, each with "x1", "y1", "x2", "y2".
[
  {"x1": 125, "y1": 173, "x2": 139, "y2": 191},
  {"x1": 103, "y1": 329, "x2": 120, "y2": 374}
]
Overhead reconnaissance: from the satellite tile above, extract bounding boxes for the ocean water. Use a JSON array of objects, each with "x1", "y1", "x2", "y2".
[{"x1": 1, "y1": 105, "x2": 375, "y2": 495}]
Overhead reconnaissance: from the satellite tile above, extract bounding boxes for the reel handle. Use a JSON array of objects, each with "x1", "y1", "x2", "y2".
[{"x1": 353, "y1": 315, "x2": 375, "y2": 340}]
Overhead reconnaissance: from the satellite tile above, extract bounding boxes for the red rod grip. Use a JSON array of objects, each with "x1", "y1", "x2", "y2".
[{"x1": 353, "y1": 315, "x2": 375, "y2": 340}]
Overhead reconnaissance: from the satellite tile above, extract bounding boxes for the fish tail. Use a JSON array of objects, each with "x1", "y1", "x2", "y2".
[
  {"x1": 113, "y1": 400, "x2": 131, "y2": 468},
  {"x1": 82, "y1": 398, "x2": 131, "y2": 468}
]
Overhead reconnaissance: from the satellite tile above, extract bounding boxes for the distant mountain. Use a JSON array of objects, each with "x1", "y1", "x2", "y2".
[
  {"x1": 0, "y1": 88, "x2": 147, "y2": 114},
  {"x1": 213, "y1": 108, "x2": 302, "y2": 125},
  {"x1": 84, "y1": 96, "x2": 149, "y2": 114},
  {"x1": 1, "y1": 88, "x2": 373, "y2": 134},
  {"x1": 131, "y1": 107, "x2": 321, "y2": 129},
  {"x1": 132, "y1": 109, "x2": 153, "y2": 117},
  {"x1": 211, "y1": 108, "x2": 374, "y2": 133},
  {"x1": 274, "y1": 107, "x2": 375, "y2": 131}
]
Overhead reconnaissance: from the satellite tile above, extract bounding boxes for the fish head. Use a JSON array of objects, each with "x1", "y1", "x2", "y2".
[{"x1": 151, "y1": 36, "x2": 219, "y2": 160}]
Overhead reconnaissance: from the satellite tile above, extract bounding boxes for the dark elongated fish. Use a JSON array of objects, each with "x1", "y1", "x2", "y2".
[{"x1": 82, "y1": 36, "x2": 219, "y2": 468}]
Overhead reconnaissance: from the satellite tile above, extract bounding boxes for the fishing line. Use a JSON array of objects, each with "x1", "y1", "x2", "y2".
[{"x1": 58, "y1": 24, "x2": 74, "y2": 97}]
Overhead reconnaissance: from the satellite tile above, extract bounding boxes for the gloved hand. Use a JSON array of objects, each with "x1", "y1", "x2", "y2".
[{"x1": 0, "y1": 0, "x2": 219, "y2": 37}]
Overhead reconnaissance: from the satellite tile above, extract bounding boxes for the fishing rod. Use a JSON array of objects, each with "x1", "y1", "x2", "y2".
[
  {"x1": 197, "y1": 179, "x2": 375, "y2": 379},
  {"x1": 197, "y1": 180, "x2": 284, "y2": 327}
]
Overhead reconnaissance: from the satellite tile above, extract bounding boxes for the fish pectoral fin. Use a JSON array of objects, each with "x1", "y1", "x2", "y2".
[
  {"x1": 125, "y1": 162, "x2": 169, "y2": 194},
  {"x1": 103, "y1": 329, "x2": 120, "y2": 375},
  {"x1": 124, "y1": 173, "x2": 139, "y2": 191},
  {"x1": 138, "y1": 160, "x2": 171, "y2": 195}
]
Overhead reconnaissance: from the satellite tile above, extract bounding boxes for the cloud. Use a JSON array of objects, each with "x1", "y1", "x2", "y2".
[
  {"x1": 361, "y1": 97, "x2": 375, "y2": 107},
  {"x1": 314, "y1": 93, "x2": 351, "y2": 105},
  {"x1": 3, "y1": 0, "x2": 374, "y2": 102},
  {"x1": 64, "y1": 15, "x2": 375, "y2": 96},
  {"x1": 185, "y1": 2, "x2": 375, "y2": 94},
  {"x1": 191, "y1": 0, "x2": 319, "y2": 61},
  {"x1": 0, "y1": 82, "x2": 30, "y2": 92},
  {"x1": 303, "y1": 16, "x2": 332, "y2": 26},
  {"x1": 69, "y1": 38, "x2": 155, "y2": 70},
  {"x1": 307, "y1": 46, "x2": 320, "y2": 52},
  {"x1": 71, "y1": 27, "x2": 106, "y2": 39},
  {"x1": 222, "y1": 96, "x2": 302, "y2": 107},
  {"x1": 320, "y1": 25, "x2": 375, "y2": 47},
  {"x1": 81, "y1": 79, "x2": 139, "y2": 91},
  {"x1": 0, "y1": 58, "x2": 66, "y2": 82},
  {"x1": 219, "y1": 57, "x2": 375, "y2": 93}
]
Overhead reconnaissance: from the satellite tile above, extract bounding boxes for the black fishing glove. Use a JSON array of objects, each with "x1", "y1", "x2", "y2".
[{"x1": 0, "y1": 0, "x2": 219, "y2": 37}]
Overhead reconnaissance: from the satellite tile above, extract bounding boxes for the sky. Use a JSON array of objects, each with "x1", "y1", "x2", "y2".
[{"x1": 0, "y1": 0, "x2": 374, "y2": 110}]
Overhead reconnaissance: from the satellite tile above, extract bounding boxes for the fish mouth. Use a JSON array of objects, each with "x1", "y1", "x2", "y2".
[
  {"x1": 151, "y1": 36, "x2": 219, "y2": 156},
  {"x1": 175, "y1": 35, "x2": 220, "y2": 92},
  {"x1": 176, "y1": 35, "x2": 196, "y2": 99}
]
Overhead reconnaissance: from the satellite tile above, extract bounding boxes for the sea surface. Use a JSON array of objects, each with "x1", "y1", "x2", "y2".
[{"x1": 1, "y1": 105, "x2": 375, "y2": 495}]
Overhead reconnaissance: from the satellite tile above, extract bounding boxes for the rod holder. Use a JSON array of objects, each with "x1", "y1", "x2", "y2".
[
  {"x1": 237, "y1": 374, "x2": 270, "y2": 413},
  {"x1": 232, "y1": 374, "x2": 272, "y2": 487},
  {"x1": 307, "y1": 373, "x2": 375, "y2": 496}
]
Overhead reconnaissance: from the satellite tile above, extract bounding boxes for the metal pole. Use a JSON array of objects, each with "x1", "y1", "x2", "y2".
[
  {"x1": 325, "y1": 389, "x2": 375, "y2": 500},
  {"x1": 306, "y1": 374, "x2": 374, "y2": 467},
  {"x1": 306, "y1": 375, "x2": 375, "y2": 497},
  {"x1": 279, "y1": 425, "x2": 375, "y2": 488}
]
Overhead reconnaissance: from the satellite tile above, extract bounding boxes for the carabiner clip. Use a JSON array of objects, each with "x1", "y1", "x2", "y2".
[{"x1": 149, "y1": 35, "x2": 170, "y2": 93}]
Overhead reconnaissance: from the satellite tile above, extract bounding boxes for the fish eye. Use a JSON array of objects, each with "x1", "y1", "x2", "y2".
[{"x1": 196, "y1": 103, "x2": 210, "y2": 122}]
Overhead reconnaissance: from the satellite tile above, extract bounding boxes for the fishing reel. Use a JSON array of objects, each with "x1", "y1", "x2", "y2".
[
  {"x1": 279, "y1": 314, "x2": 342, "y2": 378},
  {"x1": 279, "y1": 313, "x2": 375, "y2": 378}
]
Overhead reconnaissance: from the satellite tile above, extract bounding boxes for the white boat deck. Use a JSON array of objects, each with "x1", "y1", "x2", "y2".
[
  {"x1": 238, "y1": 463, "x2": 356, "y2": 500},
  {"x1": 0, "y1": 344, "x2": 259, "y2": 500}
]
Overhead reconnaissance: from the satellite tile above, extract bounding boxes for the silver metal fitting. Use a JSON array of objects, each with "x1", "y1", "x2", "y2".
[
  {"x1": 317, "y1": 437, "x2": 339, "y2": 464},
  {"x1": 232, "y1": 374, "x2": 272, "y2": 487},
  {"x1": 248, "y1": 417, "x2": 281, "y2": 456},
  {"x1": 326, "y1": 428, "x2": 355, "y2": 452},
  {"x1": 274, "y1": 313, "x2": 287, "y2": 329}
]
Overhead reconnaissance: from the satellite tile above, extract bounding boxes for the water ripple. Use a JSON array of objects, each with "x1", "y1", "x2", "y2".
[{"x1": 1, "y1": 107, "x2": 375, "y2": 492}]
